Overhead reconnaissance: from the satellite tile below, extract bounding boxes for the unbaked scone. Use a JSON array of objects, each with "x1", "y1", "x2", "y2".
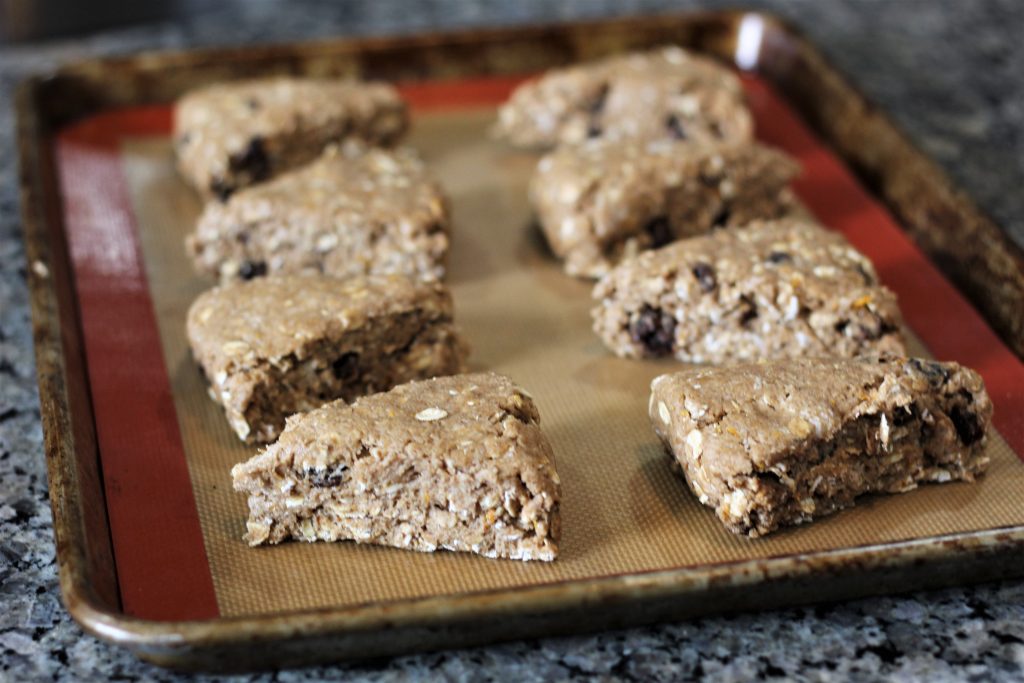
[
  {"x1": 232, "y1": 373, "x2": 561, "y2": 561},
  {"x1": 531, "y1": 139, "x2": 798, "y2": 278},
  {"x1": 650, "y1": 357, "x2": 992, "y2": 537},
  {"x1": 592, "y1": 219, "x2": 906, "y2": 362},
  {"x1": 495, "y1": 46, "x2": 752, "y2": 149},
  {"x1": 187, "y1": 274, "x2": 468, "y2": 444},
  {"x1": 174, "y1": 77, "x2": 407, "y2": 199},
  {"x1": 187, "y1": 143, "x2": 448, "y2": 283}
]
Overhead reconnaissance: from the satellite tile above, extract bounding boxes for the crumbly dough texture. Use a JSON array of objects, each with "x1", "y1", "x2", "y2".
[
  {"x1": 495, "y1": 46, "x2": 753, "y2": 149},
  {"x1": 174, "y1": 77, "x2": 407, "y2": 199},
  {"x1": 187, "y1": 143, "x2": 449, "y2": 283},
  {"x1": 231, "y1": 373, "x2": 562, "y2": 561},
  {"x1": 592, "y1": 219, "x2": 907, "y2": 362},
  {"x1": 187, "y1": 274, "x2": 468, "y2": 444},
  {"x1": 531, "y1": 139, "x2": 799, "y2": 278},
  {"x1": 649, "y1": 357, "x2": 993, "y2": 537}
]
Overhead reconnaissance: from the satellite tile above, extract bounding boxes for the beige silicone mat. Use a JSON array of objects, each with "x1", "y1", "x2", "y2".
[{"x1": 121, "y1": 109, "x2": 1024, "y2": 618}]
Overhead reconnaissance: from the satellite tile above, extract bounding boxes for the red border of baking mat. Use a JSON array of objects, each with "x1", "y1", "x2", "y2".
[
  {"x1": 56, "y1": 106, "x2": 219, "y2": 620},
  {"x1": 54, "y1": 75, "x2": 1024, "y2": 622}
]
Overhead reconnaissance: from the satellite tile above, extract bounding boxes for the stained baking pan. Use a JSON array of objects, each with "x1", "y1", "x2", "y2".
[{"x1": 16, "y1": 11, "x2": 1024, "y2": 671}]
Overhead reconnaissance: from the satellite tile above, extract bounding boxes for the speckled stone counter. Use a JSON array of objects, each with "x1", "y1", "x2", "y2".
[{"x1": 2, "y1": 1, "x2": 1024, "y2": 680}]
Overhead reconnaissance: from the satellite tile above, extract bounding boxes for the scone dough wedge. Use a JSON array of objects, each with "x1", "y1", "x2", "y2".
[
  {"x1": 231, "y1": 373, "x2": 562, "y2": 561},
  {"x1": 593, "y1": 219, "x2": 907, "y2": 361},
  {"x1": 531, "y1": 139, "x2": 798, "y2": 278},
  {"x1": 174, "y1": 77, "x2": 407, "y2": 199},
  {"x1": 650, "y1": 357, "x2": 992, "y2": 537},
  {"x1": 495, "y1": 46, "x2": 752, "y2": 149},
  {"x1": 187, "y1": 274, "x2": 468, "y2": 444},
  {"x1": 188, "y1": 143, "x2": 449, "y2": 283}
]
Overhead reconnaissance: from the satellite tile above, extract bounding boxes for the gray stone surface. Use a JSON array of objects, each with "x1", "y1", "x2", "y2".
[{"x1": 1, "y1": 0, "x2": 1023, "y2": 680}]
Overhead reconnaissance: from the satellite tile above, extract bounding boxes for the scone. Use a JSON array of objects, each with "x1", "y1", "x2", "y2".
[
  {"x1": 231, "y1": 373, "x2": 562, "y2": 561},
  {"x1": 187, "y1": 143, "x2": 449, "y2": 283},
  {"x1": 495, "y1": 46, "x2": 752, "y2": 149},
  {"x1": 592, "y1": 219, "x2": 907, "y2": 362},
  {"x1": 174, "y1": 77, "x2": 407, "y2": 198},
  {"x1": 650, "y1": 357, "x2": 992, "y2": 537},
  {"x1": 187, "y1": 274, "x2": 468, "y2": 444},
  {"x1": 531, "y1": 139, "x2": 798, "y2": 278}
]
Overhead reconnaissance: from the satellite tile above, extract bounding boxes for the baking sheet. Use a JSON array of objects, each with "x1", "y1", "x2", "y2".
[{"x1": 56, "y1": 77, "x2": 1024, "y2": 621}]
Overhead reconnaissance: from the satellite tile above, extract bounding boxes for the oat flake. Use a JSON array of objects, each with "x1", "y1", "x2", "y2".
[{"x1": 415, "y1": 407, "x2": 448, "y2": 421}]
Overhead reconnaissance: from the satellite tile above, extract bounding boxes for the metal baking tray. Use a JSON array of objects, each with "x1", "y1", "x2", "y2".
[{"x1": 16, "y1": 11, "x2": 1024, "y2": 671}]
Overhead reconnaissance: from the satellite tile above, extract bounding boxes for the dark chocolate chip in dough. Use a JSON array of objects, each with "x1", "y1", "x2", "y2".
[
  {"x1": 246, "y1": 97, "x2": 262, "y2": 110},
  {"x1": 303, "y1": 465, "x2": 348, "y2": 488},
  {"x1": 644, "y1": 215, "x2": 674, "y2": 249},
  {"x1": 230, "y1": 136, "x2": 270, "y2": 182},
  {"x1": 892, "y1": 404, "x2": 916, "y2": 426},
  {"x1": 949, "y1": 402, "x2": 984, "y2": 445},
  {"x1": 739, "y1": 294, "x2": 759, "y2": 327},
  {"x1": 880, "y1": 320, "x2": 900, "y2": 335},
  {"x1": 909, "y1": 358, "x2": 952, "y2": 384},
  {"x1": 666, "y1": 114, "x2": 687, "y2": 140},
  {"x1": 238, "y1": 260, "x2": 268, "y2": 280},
  {"x1": 747, "y1": 509, "x2": 762, "y2": 530},
  {"x1": 692, "y1": 262, "x2": 717, "y2": 293},
  {"x1": 210, "y1": 178, "x2": 235, "y2": 202},
  {"x1": 629, "y1": 305, "x2": 676, "y2": 355},
  {"x1": 767, "y1": 251, "x2": 792, "y2": 264}
]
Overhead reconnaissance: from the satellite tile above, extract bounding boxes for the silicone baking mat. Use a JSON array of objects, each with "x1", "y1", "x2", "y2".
[{"x1": 55, "y1": 75, "x2": 1024, "y2": 622}]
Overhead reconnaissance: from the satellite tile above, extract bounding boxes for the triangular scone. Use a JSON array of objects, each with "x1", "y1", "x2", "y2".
[
  {"x1": 593, "y1": 219, "x2": 906, "y2": 361},
  {"x1": 175, "y1": 77, "x2": 407, "y2": 199},
  {"x1": 533, "y1": 141, "x2": 798, "y2": 278},
  {"x1": 495, "y1": 46, "x2": 752, "y2": 149},
  {"x1": 188, "y1": 274, "x2": 468, "y2": 444},
  {"x1": 187, "y1": 144, "x2": 448, "y2": 283},
  {"x1": 650, "y1": 357, "x2": 992, "y2": 537},
  {"x1": 231, "y1": 373, "x2": 561, "y2": 561}
]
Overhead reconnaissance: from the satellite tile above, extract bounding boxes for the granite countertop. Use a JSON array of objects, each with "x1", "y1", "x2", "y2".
[{"x1": 2, "y1": 1, "x2": 1023, "y2": 680}]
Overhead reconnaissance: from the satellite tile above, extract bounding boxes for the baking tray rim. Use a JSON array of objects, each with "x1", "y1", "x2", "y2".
[
  {"x1": 76, "y1": 527, "x2": 1024, "y2": 645},
  {"x1": 16, "y1": 8, "x2": 1024, "y2": 666}
]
